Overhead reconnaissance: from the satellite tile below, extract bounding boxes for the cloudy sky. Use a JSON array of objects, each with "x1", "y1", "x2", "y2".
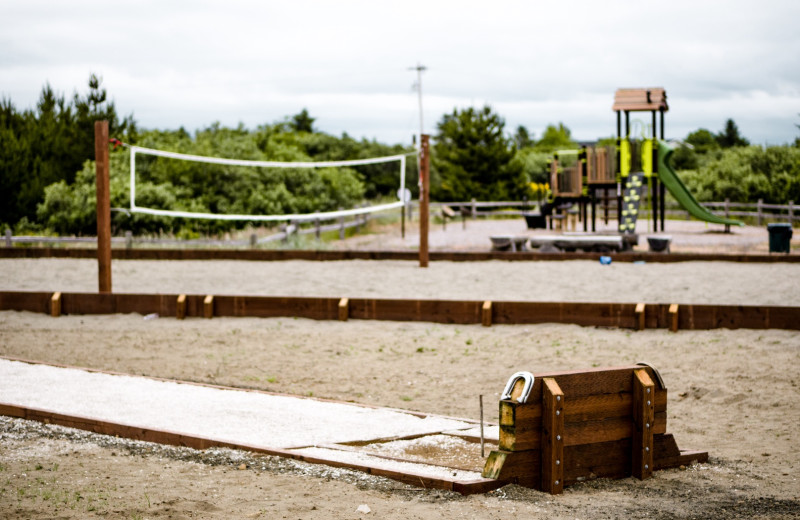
[{"x1": 2, "y1": 0, "x2": 799, "y2": 146}]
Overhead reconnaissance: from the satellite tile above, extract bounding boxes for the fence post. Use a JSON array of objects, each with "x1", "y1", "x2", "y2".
[
  {"x1": 471, "y1": 198, "x2": 477, "y2": 219},
  {"x1": 757, "y1": 199, "x2": 763, "y2": 226},
  {"x1": 339, "y1": 208, "x2": 345, "y2": 240},
  {"x1": 125, "y1": 231, "x2": 133, "y2": 249},
  {"x1": 314, "y1": 219, "x2": 321, "y2": 240},
  {"x1": 4, "y1": 228, "x2": 11, "y2": 248},
  {"x1": 790, "y1": 201, "x2": 795, "y2": 226},
  {"x1": 724, "y1": 198, "x2": 730, "y2": 220}
]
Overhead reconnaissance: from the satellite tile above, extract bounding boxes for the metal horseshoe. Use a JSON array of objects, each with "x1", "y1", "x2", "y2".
[{"x1": 501, "y1": 371, "x2": 534, "y2": 403}]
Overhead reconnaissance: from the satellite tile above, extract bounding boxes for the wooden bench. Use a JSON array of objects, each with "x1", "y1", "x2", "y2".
[
  {"x1": 482, "y1": 364, "x2": 707, "y2": 494},
  {"x1": 490, "y1": 235, "x2": 529, "y2": 252},
  {"x1": 529, "y1": 235, "x2": 624, "y2": 252}
]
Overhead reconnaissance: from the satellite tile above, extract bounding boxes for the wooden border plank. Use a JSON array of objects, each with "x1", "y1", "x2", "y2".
[
  {"x1": 1, "y1": 291, "x2": 799, "y2": 331},
  {"x1": 632, "y1": 369, "x2": 655, "y2": 479},
  {"x1": 4, "y1": 247, "x2": 800, "y2": 264},
  {"x1": 541, "y1": 377, "x2": 565, "y2": 494}
]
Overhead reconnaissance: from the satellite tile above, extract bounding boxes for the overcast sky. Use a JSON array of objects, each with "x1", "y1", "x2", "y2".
[{"x1": 2, "y1": 0, "x2": 799, "y2": 146}]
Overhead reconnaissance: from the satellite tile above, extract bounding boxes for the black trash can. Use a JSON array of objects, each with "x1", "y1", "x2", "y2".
[
  {"x1": 767, "y1": 223, "x2": 793, "y2": 253},
  {"x1": 524, "y1": 213, "x2": 547, "y2": 229}
]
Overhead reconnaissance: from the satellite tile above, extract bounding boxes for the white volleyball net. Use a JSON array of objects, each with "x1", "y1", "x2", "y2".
[{"x1": 128, "y1": 145, "x2": 413, "y2": 222}]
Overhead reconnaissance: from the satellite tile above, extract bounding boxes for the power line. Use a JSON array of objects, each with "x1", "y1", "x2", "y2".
[{"x1": 408, "y1": 63, "x2": 426, "y2": 144}]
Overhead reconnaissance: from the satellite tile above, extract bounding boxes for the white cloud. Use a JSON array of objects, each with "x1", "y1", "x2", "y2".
[{"x1": 1, "y1": 0, "x2": 799, "y2": 144}]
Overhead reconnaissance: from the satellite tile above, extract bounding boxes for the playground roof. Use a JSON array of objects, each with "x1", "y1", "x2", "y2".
[{"x1": 613, "y1": 88, "x2": 668, "y2": 112}]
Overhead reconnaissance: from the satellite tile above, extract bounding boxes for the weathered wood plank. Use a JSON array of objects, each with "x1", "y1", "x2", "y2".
[
  {"x1": 632, "y1": 369, "x2": 655, "y2": 479},
  {"x1": 481, "y1": 301, "x2": 492, "y2": 327},
  {"x1": 50, "y1": 292, "x2": 61, "y2": 318},
  {"x1": 204, "y1": 295, "x2": 214, "y2": 319},
  {"x1": 176, "y1": 294, "x2": 186, "y2": 320},
  {"x1": 541, "y1": 378, "x2": 565, "y2": 494}
]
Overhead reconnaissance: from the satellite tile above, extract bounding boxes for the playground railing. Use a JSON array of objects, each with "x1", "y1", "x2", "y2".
[
  {"x1": 3, "y1": 210, "x2": 373, "y2": 249},
  {"x1": 646, "y1": 198, "x2": 797, "y2": 226},
  {"x1": 429, "y1": 198, "x2": 797, "y2": 225}
]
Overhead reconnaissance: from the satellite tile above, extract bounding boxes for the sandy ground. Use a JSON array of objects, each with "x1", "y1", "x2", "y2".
[{"x1": 1, "y1": 219, "x2": 800, "y2": 519}]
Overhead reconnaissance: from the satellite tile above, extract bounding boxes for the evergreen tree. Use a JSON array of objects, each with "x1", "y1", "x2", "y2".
[
  {"x1": 0, "y1": 74, "x2": 132, "y2": 227},
  {"x1": 291, "y1": 108, "x2": 315, "y2": 133},
  {"x1": 431, "y1": 105, "x2": 526, "y2": 201},
  {"x1": 715, "y1": 119, "x2": 749, "y2": 148},
  {"x1": 513, "y1": 125, "x2": 534, "y2": 149}
]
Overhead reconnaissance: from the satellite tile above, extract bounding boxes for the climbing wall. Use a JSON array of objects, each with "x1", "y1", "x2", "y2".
[{"x1": 618, "y1": 172, "x2": 645, "y2": 234}]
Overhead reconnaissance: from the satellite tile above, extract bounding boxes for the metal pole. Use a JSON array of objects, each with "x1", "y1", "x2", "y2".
[
  {"x1": 409, "y1": 63, "x2": 427, "y2": 144},
  {"x1": 480, "y1": 394, "x2": 485, "y2": 458}
]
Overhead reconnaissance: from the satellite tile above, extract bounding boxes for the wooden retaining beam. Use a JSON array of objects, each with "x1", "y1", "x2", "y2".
[
  {"x1": 482, "y1": 365, "x2": 707, "y2": 494},
  {"x1": 2, "y1": 247, "x2": 799, "y2": 263},
  {"x1": 0, "y1": 291, "x2": 798, "y2": 331}
]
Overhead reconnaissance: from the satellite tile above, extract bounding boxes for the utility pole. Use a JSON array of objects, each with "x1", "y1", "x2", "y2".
[{"x1": 409, "y1": 63, "x2": 426, "y2": 145}]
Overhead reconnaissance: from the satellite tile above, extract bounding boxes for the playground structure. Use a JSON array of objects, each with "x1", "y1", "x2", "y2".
[
  {"x1": 545, "y1": 88, "x2": 743, "y2": 235},
  {"x1": 482, "y1": 364, "x2": 707, "y2": 494}
]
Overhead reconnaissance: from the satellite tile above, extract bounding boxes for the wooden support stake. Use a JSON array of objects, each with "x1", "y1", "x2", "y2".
[
  {"x1": 95, "y1": 120, "x2": 112, "y2": 293},
  {"x1": 338, "y1": 297, "x2": 349, "y2": 322},
  {"x1": 635, "y1": 302, "x2": 645, "y2": 331},
  {"x1": 541, "y1": 377, "x2": 564, "y2": 494},
  {"x1": 50, "y1": 292, "x2": 61, "y2": 318},
  {"x1": 176, "y1": 294, "x2": 186, "y2": 320},
  {"x1": 203, "y1": 295, "x2": 214, "y2": 319},
  {"x1": 668, "y1": 303, "x2": 679, "y2": 332},
  {"x1": 481, "y1": 300, "x2": 492, "y2": 327},
  {"x1": 632, "y1": 368, "x2": 655, "y2": 479}
]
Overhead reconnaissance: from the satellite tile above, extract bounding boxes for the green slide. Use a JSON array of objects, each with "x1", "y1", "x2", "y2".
[{"x1": 657, "y1": 141, "x2": 743, "y2": 227}]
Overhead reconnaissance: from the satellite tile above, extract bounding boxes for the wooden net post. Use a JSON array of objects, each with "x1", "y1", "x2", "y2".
[
  {"x1": 95, "y1": 121, "x2": 112, "y2": 293},
  {"x1": 419, "y1": 134, "x2": 430, "y2": 268}
]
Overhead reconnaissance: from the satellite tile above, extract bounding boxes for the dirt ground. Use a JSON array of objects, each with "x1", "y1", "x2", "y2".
[{"x1": 1, "y1": 219, "x2": 799, "y2": 519}]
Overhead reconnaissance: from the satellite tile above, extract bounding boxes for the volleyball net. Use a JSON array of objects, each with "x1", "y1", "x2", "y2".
[{"x1": 127, "y1": 145, "x2": 414, "y2": 223}]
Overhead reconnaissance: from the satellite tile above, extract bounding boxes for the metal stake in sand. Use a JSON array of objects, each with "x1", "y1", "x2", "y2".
[{"x1": 480, "y1": 394, "x2": 485, "y2": 458}]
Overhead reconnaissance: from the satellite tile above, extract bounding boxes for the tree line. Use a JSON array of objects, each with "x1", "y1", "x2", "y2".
[
  {"x1": 2, "y1": 76, "x2": 799, "y2": 236},
  {"x1": 1, "y1": 77, "x2": 416, "y2": 236}
]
